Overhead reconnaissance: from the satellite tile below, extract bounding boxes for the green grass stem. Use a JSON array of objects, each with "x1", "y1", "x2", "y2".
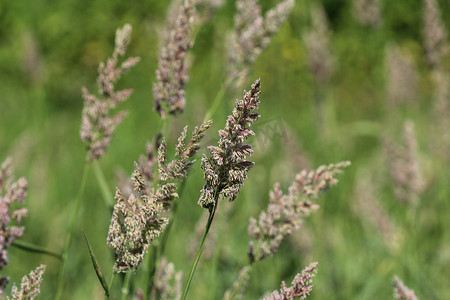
[
  {"x1": 209, "y1": 203, "x2": 226, "y2": 299},
  {"x1": 203, "y1": 80, "x2": 228, "y2": 123},
  {"x1": 106, "y1": 273, "x2": 116, "y2": 300},
  {"x1": 121, "y1": 271, "x2": 132, "y2": 300},
  {"x1": 54, "y1": 162, "x2": 90, "y2": 300},
  {"x1": 181, "y1": 195, "x2": 219, "y2": 300},
  {"x1": 92, "y1": 160, "x2": 113, "y2": 207}
]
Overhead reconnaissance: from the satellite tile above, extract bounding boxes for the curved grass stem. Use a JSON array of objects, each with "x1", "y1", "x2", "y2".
[{"x1": 203, "y1": 81, "x2": 228, "y2": 123}]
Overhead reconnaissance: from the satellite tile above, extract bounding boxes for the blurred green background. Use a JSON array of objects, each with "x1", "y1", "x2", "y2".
[{"x1": 1, "y1": 0, "x2": 450, "y2": 299}]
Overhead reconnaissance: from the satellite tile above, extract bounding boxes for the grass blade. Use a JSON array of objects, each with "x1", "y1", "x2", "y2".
[
  {"x1": 181, "y1": 199, "x2": 218, "y2": 300},
  {"x1": 83, "y1": 231, "x2": 109, "y2": 297},
  {"x1": 12, "y1": 240, "x2": 62, "y2": 260}
]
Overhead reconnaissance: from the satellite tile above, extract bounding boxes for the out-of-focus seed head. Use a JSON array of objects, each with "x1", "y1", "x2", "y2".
[
  {"x1": 80, "y1": 24, "x2": 139, "y2": 161},
  {"x1": 153, "y1": 0, "x2": 196, "y2": 118}
]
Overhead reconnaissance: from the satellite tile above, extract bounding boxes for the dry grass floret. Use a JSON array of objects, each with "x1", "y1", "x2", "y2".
[
  {"x1": 108, "y1": 121, "x2": 211, "y2": 272},
  {"x1": 392, "y1": 276, "x2": 419, "y2": 300},
  {"x1": 8, "y1": 265, "x2": 46, "y2": 300},
  {"x1": 0, "y1": 158, "x2": 29, "y2": 296},
  {"x1": 198, "y1": 79, "x2": 261, "y2": 209},
  {"x1": 263, "y1": 262, "x2": 318, "y2": 300}
]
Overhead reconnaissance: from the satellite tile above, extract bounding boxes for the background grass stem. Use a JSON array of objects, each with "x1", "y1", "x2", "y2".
[
  {"x1": 92, "y1": 160, "x2": 113, "y2": 208},
  {"x1": 12, "y1": 240, "x2": 62, "y2": 260},
  {"x1": 54, "y1": 162, "x2": 90, "y2": 300}
]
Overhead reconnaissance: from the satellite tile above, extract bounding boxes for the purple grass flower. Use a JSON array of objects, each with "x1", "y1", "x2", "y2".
[
  {"x1": 8, "y1": 265, "x2": 46, "y2": 300},
  {"x1": 80, "y1": 24, "x2": 140, "y2": 161},
  {"x1": 224, "y1": 266, "x2": 251, "y2": 300},
  {"x1": 384, "y1": 121, "x2": 424, "y2": 206},
  {"x1": 0, "y1": 158, "x2": 29, "y2": 296},
  {"x1": 151, "y1": 257, "x2": 182, "y2": 300},
  {"x1": 423, "y1": 0, "x2": 448, "y2": 68},
  {"x1": 352, "y1": 0, "x2": 382, "y2": 28},
  {"x1": 228, "y1": 0, "x2": 294, "y2": 87},
  {"x1": 108, "y1": 121, "x2": 211, "y2": 272},
  {"x1": 198, "y1": 79, "x2": 261, "y2": 209},
  {"x1": 392, "y1": 276, "x2": 419, "y2": 300},
  {"x1": 263, "y1": 262, "x2": 318, "y2": 300},
  {"x1": 248, "y1": 162, "x2": 350, "y2": 262},
  {"x1": 153, "y1": 0, "x2": 196, "y2": 118}
]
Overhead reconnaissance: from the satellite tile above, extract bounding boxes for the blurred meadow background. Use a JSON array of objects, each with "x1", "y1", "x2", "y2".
[{"x1": 1, "y1": 0, "x2": 450, "y2": 299}]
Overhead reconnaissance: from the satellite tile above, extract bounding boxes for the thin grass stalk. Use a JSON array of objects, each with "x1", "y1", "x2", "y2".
[
  {"x1": 180, "y1": 190, "x2": 219, "y2": 300},
  {"x1": 145, "y1": 244, "x2": 158, "y2": 300},
  {"x1": 55, "y1": 162, "x2": 90, "y2": 300},
  {"x1": 106, "y1": 273, "x2": 116, "y2": 300},
  {"x1": 314, "y1": 81, "x2": 327, "y2": 134},
  {"x1": 158, "y1": 173, "x2": 189, "y2": 256},
  {"x1": 121, "y1": 271, "x2": 132, "y2": 300},
  {"x1": 203, "y1": 75, "x2": 239, "y2": 123},
  {"x1": 157, "y1": 115, "x2": 168, "y2": 138},
  {"x1": 92, "y1": 160, "x2": 113, "y2": 208},
  {"x1": 12, "y1": 240, "x2": 62, "y2": 260},
  {"x1": 203, "y1": 81, "x2": 228, "y2": 122},
  {"x1": 208, "y1": 203, "x2": 226, "y2": 299},
  {"x1": 159, "y1": 200, "x2": 179, "y2": 257}
]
